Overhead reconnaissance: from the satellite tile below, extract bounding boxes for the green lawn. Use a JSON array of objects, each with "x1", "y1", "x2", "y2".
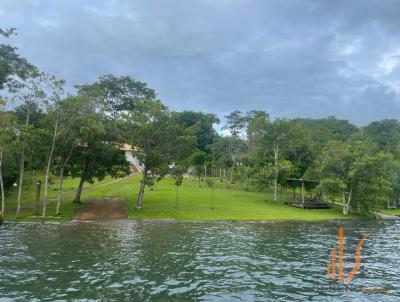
[
  {"x1": 2, "y1": 172, "x2": 114, "y2": 222},
  {"x1": 379, "y1": 208, "x2": 400, "y2": 216},
  {"x1": 2, "y1": 173, "x2": 361, "y2": 222}
]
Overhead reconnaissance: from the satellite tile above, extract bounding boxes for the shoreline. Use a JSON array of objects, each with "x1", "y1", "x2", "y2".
[{"x1": 0, "y1": 216, "x2": 377, "y2": 225}]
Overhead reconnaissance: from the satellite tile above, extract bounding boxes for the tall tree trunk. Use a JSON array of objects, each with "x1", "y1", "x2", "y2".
[
  {"x1": 136, "y1": 169, "x2": 147, "y2": 209},
  {"x1": 15, "y1": 140, "x2": 25, "y2": 219},
  {"x1": 55, "y1": 146, "x2": 73, "y2": 216},
  {"x1": 343, "y1": 188, "x2": 352, "y2": 215},
  {"x1": 55, "y1": 167, "x2": 64, "y2": 215},
  {"x1": 223, "y1": 168, "x2": 227, "y2": 182},
  {"x1": 342, "y1": 192, "x2": 346, "y2": 214},
  {"x1": 73, "y1": 177, "x2": 85, "y2": 203},
  {"x1": 198, "y1": 167, "x2": 201, "y2": 186},
  {"x1": 230, "y1": 166, "x2": 234, "y2": 183},
  {"x1": 42, "y1": 113, "x2": 59, "y2": 219},
  {"x1": 204, "y1": 164, "x2": 207, "y2": 178},
  {"x1": 15, "y1": 108, "x2": 31, "y2": 219},
  {"x1": 0, "y1": 147, "x2": 4, "y2": 216},
  {"x1": 273, "y1": 142, "x2": 279, "y2": 202}
]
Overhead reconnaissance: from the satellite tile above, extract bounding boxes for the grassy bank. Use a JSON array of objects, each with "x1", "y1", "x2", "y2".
[
  {"x1": 379, "y1": 208, "x2": 400, "y2": 216},
  {"x1": 2, "y1": 172, "x2": 114, "y2": 222},
  {"x1": 3, "y1": 173, "x2": 360, "y2": 222}
]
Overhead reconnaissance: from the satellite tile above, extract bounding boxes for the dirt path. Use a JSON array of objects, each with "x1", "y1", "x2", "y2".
[
  {"x1": 73, "y1": 197, "x2": 128, "y2": 221},
  {"x1": 6, "y1": 176, "x2": 131, "y2": 215},
  {"x1": 334, "y1": 202, "x2": 400, "y2": 220}
]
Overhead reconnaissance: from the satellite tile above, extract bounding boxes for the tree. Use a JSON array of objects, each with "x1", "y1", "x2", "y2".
[
  {"x1": 171, "y1": 165, "x2": 185, "y2": 208},
  {"x1": 173, "y1": 111, "x2": 219, "y2": 153},
  {"x1": 68, "y1": 94, "x2": 130, "y2": 203},
  {"x1": 53, "y1": 97, "x2": 81, "y2": 215},
  {"x1": 189, "y1": 150, "x2": 207, "y2": 185},
  {"x1": 293, "y1": 116, "x2": 357, "y2": 147},
  {"x1": 384, "y1": 160, "x2": 400, "y2": 208},
  {"x1": 14, "y1": 101, "x2": 49, "y2": 185},
  {"x1": 208, "y1": 136, "x2": 231, "y2": 180},
  {"x1": 306, "y1": 140, "x2": 391, "y2": 215},
  {"x1": 0, "y1": 28, "x2": 36, "y2": 218},
  {"x1": 244, "y1": 110, "x2": 269, "y2": 164},
  {"x1": 71, "y1": 143, "x2": 130, "y2": 203},
  {"x1": 124, "y1": 99, "x2": 195, "y2": 209},
  {"x1": 230, "y1": 111, "x2": 270, "y2": 190},
  {"x1": 41, "y1": 76, "x2": 65, "y2": 219},
  {"x1": 263, "y1": 119, "x2": 313, "y2": 201},
  {"x1": 264, "y1": 120, "x2": 290, "y2": 201},
  {"x1": 224, "y1": 110, "x2": 246, "y2": 137},
  {"x1": 0, "y1": 99, "x2": 17, "y2": 215},
  {"x1": 254, "y1": 159, "x2": 293, "y2": 196},
  {"x1": 205, "y1": 178, "x2": 215, "y2": 209},
  {"x1": 349, "y1": 152, "x2": 392, "y2": 214},
  {"x1": 76, "y1": 74, "x2": 156, "y2": 119},
  {"x1": 0, "y1": 28, "x2": 36, "y2": 91},
  {"x1": 361, "y1": 119, "x2": 400, "y2": 157},
  {"x1": 13, "y1": 71, "x2": 46, "y2": 218},
  {"x1": 241, "y1": 155, "x2": 256, "y2": 191},
  {"x1": 305, "y1": 141, "x2": 354, "y2": 213},
  {"x1": 223, "y1": 111, "x2": 247, "y2": 167}
]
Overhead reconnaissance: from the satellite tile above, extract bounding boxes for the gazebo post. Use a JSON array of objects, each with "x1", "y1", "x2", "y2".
[{"x1": 285, "y1": 177, "x2": 331, "y2": 209}]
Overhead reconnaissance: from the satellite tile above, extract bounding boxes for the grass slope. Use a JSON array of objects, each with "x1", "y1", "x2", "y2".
[
  {"x1": 379, "y1": 209, "x2": 400, "y2": 216},
  {"x1": 4, "y1": 173, "x2": 359, "y2": 222},
  {"x1": 2, "y1": 172, "x2": 114, "y2": 222}
]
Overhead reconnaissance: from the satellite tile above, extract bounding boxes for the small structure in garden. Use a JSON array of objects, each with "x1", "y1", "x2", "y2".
[{"x1": 285, "y1": 178, "x2": 332, "y2": 209}]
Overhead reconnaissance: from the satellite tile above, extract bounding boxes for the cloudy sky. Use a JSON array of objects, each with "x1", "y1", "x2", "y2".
[{"x1": 1, "y1": 0, "x2": 400, "y2": 125}]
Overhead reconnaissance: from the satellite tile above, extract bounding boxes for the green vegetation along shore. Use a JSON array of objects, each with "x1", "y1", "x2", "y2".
[{"x1": 3, "y1": 174, "x2": 361, "y2": 222}]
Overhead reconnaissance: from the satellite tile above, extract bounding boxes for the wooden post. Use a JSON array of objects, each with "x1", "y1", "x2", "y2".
[
  {"x1": 301, "y1": 179, "x2": 305, "y2": 206},
  {"x1": 34, "y1": 181, "x2": 41, "y2": 215}
]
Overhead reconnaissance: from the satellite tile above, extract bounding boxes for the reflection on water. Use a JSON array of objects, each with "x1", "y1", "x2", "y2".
[{"x1": 0, "y1": 220, "x2": 399, "y2": 301}]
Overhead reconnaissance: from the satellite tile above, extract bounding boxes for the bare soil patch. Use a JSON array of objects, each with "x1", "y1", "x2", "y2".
[{"x1": 74, "y1": 197, "x2": 128, "y2": 221}]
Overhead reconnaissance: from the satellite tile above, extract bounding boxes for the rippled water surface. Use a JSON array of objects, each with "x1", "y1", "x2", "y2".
[{"x1": 1, "y1": 220, "x2": 400, "y2": 301}]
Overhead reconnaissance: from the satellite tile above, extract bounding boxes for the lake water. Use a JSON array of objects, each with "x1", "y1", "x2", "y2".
[{"x1": 0, "y1": 220, "x2": 399, "y2": 301}]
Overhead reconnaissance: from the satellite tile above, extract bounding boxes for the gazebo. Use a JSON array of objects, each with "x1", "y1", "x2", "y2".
[{"x1": 285, "y1": 178, "x2": 331, "y2": 209}]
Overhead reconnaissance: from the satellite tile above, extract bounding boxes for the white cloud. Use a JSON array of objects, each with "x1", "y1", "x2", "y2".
[{"x1": 376, "y1": 53, "x2": 400, "y2": 76}]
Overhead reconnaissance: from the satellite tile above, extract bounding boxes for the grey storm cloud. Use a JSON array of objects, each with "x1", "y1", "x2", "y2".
[{"x1": 1, "y1": 0, "x2": 400, "y2": 125}]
